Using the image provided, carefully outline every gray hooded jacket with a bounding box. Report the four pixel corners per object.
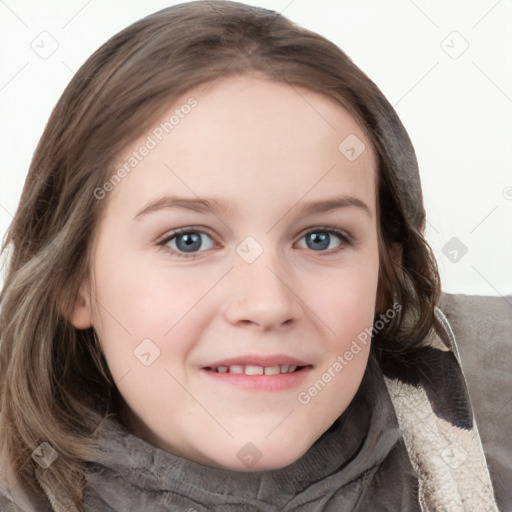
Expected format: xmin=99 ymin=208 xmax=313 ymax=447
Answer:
xmin=1 ymin=293 xmax=511 ymax=511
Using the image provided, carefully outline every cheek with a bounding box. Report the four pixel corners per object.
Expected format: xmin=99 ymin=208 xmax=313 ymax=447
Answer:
xmin=93 ymin=244 xmax=209 ymax=327
xmin=298 ymin=263 xmax=377 ymax=418
xmin=306 ymin=258 xmax=379 ymax=344
xmin=89 ymin=248 xmax=217 ymax=374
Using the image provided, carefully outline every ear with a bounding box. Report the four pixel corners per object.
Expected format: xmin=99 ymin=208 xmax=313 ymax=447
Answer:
xmin=375 ymin=287 xmax=387 ymax=316
xmin=69 ymin=284 xmax=93 ymax=329
xmin=375 ymin=243 xmax=402 ymax=314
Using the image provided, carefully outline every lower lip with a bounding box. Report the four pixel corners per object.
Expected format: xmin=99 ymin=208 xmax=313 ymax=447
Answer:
xmin=201 ymin=366 xmax=313 ymax=392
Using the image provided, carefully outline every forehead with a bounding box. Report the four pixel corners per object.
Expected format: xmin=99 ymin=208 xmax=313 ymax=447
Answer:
xmin=173 ymin=74 xmax=375 ymax=166
xmin=108 ymin=74 xmax=377 ymax=218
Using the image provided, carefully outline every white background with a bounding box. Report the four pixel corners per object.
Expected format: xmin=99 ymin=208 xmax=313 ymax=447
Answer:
xmin=1 ymin=0 xmax=511 ymax=296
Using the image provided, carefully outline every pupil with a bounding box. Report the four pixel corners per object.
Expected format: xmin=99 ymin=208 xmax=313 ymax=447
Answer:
xmin=307 ymin=232 xmax=329 ymax=251
xmin=177 ymin=233 xmax=201 ymax=252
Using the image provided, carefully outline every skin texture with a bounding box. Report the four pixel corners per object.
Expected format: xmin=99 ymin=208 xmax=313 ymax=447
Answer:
xmin=72 ymin=74 xmax=380 ymax=471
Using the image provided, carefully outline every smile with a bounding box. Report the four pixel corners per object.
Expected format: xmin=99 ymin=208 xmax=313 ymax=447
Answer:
xmin=200 ymin=354 xmax=313 ymax=391
xmin=206 ymin=364 xmax=305 ymax=375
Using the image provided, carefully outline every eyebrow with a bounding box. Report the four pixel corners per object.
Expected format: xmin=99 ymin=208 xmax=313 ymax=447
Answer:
xmin=134 ymin=195 xmax=372 ymax=220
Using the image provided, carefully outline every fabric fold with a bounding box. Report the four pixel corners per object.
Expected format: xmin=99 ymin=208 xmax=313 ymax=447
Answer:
xmin=83 ymin=354 xmax=411 ymax=511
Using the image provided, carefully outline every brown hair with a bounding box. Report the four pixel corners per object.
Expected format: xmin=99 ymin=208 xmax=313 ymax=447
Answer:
xmin=0 ymin=1 xmax=440 ymax=509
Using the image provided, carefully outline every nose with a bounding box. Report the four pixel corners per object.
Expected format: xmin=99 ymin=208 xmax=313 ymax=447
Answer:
xmin=222 ymin=249 xmax=303 ymax=331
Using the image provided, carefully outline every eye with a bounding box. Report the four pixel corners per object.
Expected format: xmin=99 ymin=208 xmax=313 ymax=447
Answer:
xmin=296 ymin=229 xmax=350 ymax=252
xmin=160 ymin=229 xmax=215 ymax=256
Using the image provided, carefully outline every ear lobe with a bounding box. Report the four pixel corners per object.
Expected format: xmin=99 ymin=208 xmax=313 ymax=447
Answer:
xmin=389 ymin=243 xmax=403 ymax=267
xmin=375 ymin=287 xmax=388 ymax=316
xmin=69 ymin=285 xmax=93 ymax=329
xmin=375 ymin=242 xmax=403 ymax=314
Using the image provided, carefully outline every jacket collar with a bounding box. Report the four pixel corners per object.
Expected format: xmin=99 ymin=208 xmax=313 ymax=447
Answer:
xmin=82 ymin=354 xmax=402 ymax=510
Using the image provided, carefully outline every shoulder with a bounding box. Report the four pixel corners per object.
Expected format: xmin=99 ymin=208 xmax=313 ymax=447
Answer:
xmin=439 ymin=292 xmax=512 ymax=510
xmin=0 ymin=485 xmax=43 ymax=512
xmin=439 ymin=292 xmax=512 ymax=409
xmin=0 ymin=462 xmax=53 ymax=512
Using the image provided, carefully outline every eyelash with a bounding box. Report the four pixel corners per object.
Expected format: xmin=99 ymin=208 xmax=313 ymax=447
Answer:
xmin=157 ymin=226 xmax=353 ymax=259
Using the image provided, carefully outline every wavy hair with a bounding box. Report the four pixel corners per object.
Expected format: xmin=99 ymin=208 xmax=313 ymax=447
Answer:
xmin=0 ymin=1 xmax=440 ymax=509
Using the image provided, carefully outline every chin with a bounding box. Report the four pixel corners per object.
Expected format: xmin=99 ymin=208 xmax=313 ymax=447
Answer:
xmin=197 ymin=433 xmax=315 ymax=472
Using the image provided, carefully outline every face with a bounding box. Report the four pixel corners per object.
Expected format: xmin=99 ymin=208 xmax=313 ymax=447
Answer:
xmin=73 ymin=74 xmax=380 ymax=471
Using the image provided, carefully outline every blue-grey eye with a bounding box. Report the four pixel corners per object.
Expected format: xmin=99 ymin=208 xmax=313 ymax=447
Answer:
xmin=298 ymin=230 xmax=345 ymax=251
xmin=166 ymin=231 xmax=214 ymax=253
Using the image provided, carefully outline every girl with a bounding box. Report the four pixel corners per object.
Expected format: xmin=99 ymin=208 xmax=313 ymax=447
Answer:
xmin=0 ymin=1 xmax=501 ymax=510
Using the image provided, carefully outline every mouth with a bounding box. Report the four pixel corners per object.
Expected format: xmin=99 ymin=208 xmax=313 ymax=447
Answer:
xmin=204 ymin=364 xmax=309 ymax=375
xmin=200 ymin=354 xmax=313 ymax=391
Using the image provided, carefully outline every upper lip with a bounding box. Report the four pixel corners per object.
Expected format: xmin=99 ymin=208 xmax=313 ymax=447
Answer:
xmin=202 ymin=354 xmax=311 ymax=368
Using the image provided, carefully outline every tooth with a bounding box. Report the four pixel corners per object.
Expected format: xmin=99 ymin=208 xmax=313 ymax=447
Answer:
xmin=217 ymin=366 xmax=228 ymax=373
xmin=280 ymin=364 xmax=290 ymax=374
xmin=229 ymin=365 xmax=244 ymax=374
xmin=264 ymin=365 xmax=280 ymax=375
xmin=245 ymin=365 xmax=264 ymax=375
xmin=288 ymin=365 xmax=297 ymax=373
